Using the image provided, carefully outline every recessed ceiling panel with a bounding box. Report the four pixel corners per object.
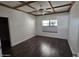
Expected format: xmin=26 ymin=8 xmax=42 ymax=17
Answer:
xmin=54 ymin=6 xmax=70 ymax=12
xmin=18 ymin=5 xmax=35 ymax=12
xmin=30 ymin=1 xmax=51 ymax=10
xmin=51 ymin=1 xmax=71 ymax=7
xmin=0 ymin=1 xmax=22 ymax=7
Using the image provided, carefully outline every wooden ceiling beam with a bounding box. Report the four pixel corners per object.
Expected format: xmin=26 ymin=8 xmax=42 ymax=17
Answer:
xmin=46 ymin=3 xmax=71 ymax=10
xmin=14 ymin=1 xmax=36 ymax=8
xmin=0 ymin=1 xmax=74 ymax=16
xmin=68 ymin=1 xmax=75 ymax=12
xmin=54 ymin=3 xmax=71 ymax=8
xmin=0 ymin=3 xmax=35 ymax=16
xmin=28 ymin=3 xmax=72 ymax=13
xmin=19 ymin=1 xmax=37 ymax=10
xmin=48 ymin=1 xmax=55 ymax=13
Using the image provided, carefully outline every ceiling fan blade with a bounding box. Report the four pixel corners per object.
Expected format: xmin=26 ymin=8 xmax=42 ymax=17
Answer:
xmin=45 ymin=10 xmax=51 ymax=12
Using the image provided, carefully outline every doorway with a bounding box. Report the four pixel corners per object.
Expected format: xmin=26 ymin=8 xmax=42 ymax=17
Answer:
xmin=0 ymin=17 xmax=12 ymax=57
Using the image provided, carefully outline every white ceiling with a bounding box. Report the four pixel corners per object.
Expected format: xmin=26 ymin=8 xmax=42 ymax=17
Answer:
xmin=0 ymin=1 xmax=72 ymax=15
xmin=51 ymin=1 xmax=71 ymax=7
xmin=29 ymin=1 xmax=71 ymax=13
xmin=0 ymin=1 xmax=22 ymax=7
xmin=18 ymin=5 xmax=35 ymax=12
xmin=55 ymin=6 xmax=70 ymax=12
xmin=30 ymin=1 xmax=71 ymax=10
xmin=30 ymin=1 xmax=51 ymax=10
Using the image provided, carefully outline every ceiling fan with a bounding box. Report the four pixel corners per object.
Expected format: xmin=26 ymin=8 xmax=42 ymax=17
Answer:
xmin=33 ymin=5 xmax=52 ymax=15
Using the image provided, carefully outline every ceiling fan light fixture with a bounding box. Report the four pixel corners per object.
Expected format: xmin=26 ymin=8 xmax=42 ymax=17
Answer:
xmin=38 ymin=9 xmax=46 ymax=15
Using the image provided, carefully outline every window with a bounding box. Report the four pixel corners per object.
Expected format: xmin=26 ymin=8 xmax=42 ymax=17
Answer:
xmin=42 ymin=20 xmax=49 ymax=26
xmin=50 ymin=20 xmax=57 ymax=26
xmin=42 ymin=20 xmax=57 ymax=27
xmin=42 ymin=20 xmax=58 ymax=33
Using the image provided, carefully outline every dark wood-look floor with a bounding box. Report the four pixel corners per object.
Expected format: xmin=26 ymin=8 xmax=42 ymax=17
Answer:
xmin=11 ymin=36 xmax=72 ymax=57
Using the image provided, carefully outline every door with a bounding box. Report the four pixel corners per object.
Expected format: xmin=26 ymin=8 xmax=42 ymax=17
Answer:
xmin=0 ymin=17 xmax=12 ymax=56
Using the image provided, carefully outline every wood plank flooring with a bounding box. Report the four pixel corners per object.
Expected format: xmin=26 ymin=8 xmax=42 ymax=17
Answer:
xmin=11 ymin=36 xmax=72 ymax=57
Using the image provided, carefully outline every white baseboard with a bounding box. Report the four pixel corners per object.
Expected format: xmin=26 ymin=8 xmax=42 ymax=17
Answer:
xmin=11 ymin=35 xmax=36 ymax=47
xmin=37 ymin=34 xmax=67 ymax=40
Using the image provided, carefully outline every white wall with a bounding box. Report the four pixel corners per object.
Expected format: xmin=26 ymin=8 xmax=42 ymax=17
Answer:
xmin=36 ymin=13 xmax=69 ymax=39
xmin=0 ymin=6 xmax=36 ymax=47
xmin=1 ymin=2 xmax=79 ymax=56
xmin=68 ymin=2 xmax=79 ymax=55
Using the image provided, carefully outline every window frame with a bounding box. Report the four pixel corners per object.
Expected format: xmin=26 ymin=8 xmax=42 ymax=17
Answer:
xmin=42 ymin=20 xmax=57 ymax=27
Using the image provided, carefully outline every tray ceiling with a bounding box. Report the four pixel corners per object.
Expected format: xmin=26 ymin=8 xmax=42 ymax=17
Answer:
xmin=0 ymin=1 xmax=75 ymax=16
